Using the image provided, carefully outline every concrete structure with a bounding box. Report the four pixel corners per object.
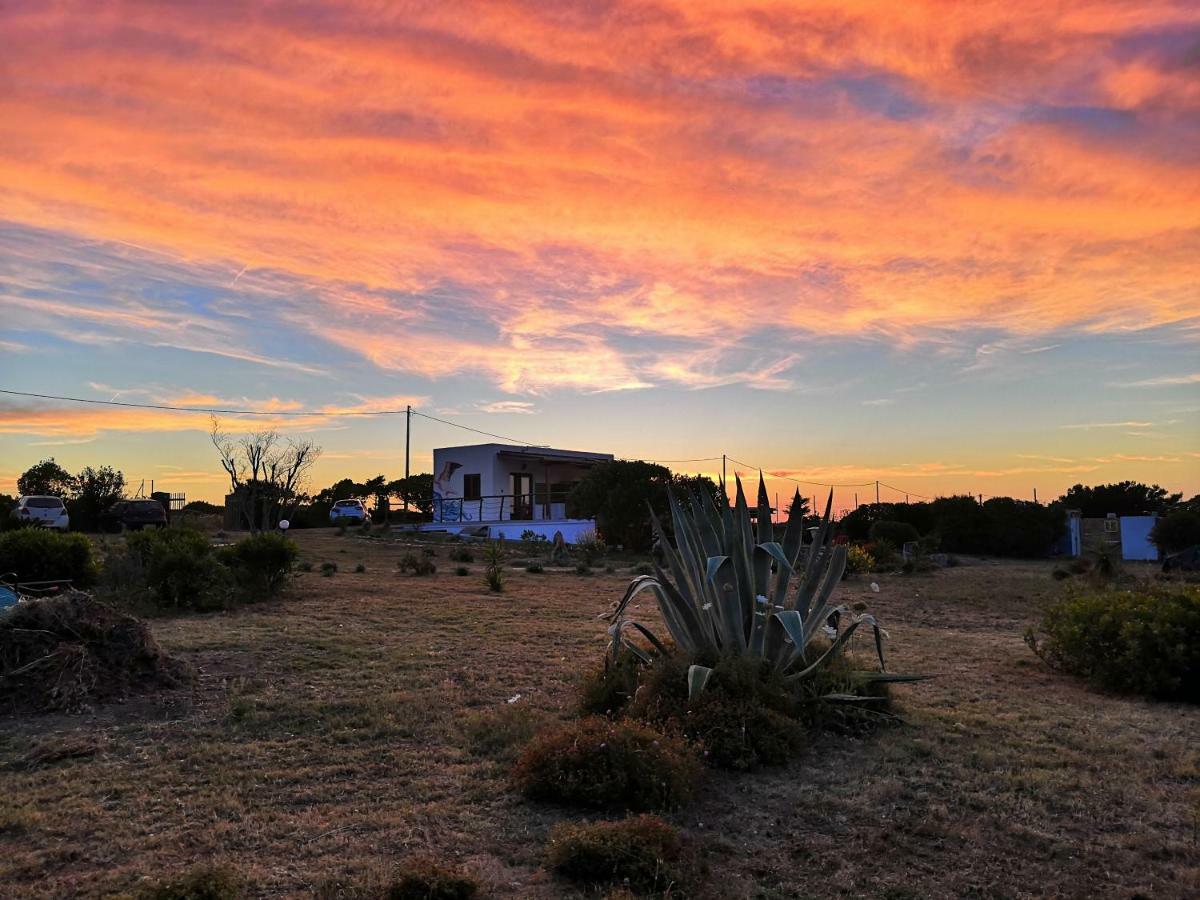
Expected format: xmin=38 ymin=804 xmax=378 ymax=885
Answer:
xmin=1063 ymin=511 xmax=1159 ymax=561
xmin=424 ymin=443 xmax=613 ymax=542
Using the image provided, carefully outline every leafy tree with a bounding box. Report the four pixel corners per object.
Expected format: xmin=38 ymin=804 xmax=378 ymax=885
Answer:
xmin=981 ymin=497 xmax=1065 ymax=557
xmin=70 ymin=465 xmax=126 ymax=531
xmin=928 ymin=495 xmax=992 ymax=555
xmin=17 ymin=458 xmax=74 ymax=497
xmin=1150 ymin=509 xmax=1200 ymax=555
xmin=1058 ymin=482 xmax=1181 ymax=517
xmin=568 ymin=461 xmax=675 ymax=552
xmin=388 ymin=473 xmax=434 ymax=514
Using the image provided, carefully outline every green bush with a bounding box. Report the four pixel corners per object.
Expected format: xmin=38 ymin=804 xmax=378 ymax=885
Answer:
xmin=321 ymin=562 xmax=338 ymax=577
xmin=0 ymin=528 xmax=97 ymax=586
xmin=117 ymin=528 xmax=227 ymax=611
xmin=513 ymin=716 xmax=701 ymax=811
xmin=869 ymin=520 xmax=920 ymax=547
xmin=574 ymin=530 xmax=606 ymax=565
xmin=584 ymin=650 xmax=890 ymax=770
xmin=398 ymin=553 xmax=436 ymax=576
xmin=447 ymin=548 xmax=474 ymax=563
xmin=524 ymin=561 xmax=544 ymax=574
xmin=547 ymin=815 xmax=682 ymax=895
xmin=133 ymin=863 xmax=243 ymax=899
xmin=1151 ymin=509 xmax=1200 ymax=554
xmin=454 ymin=566 xmax=470 ymax=576
xmin=382 ymin=857 xmax=478 ymax=900
xmin=1027 ymin=584 xmax=1200 ymax=702
xmin=845 ymin=544 xmax=875 ymax=575
xmin=574 ymin=562 xmax=593 ymax=576
xmin=630 ymin=562 xmax=654 ymax=576
xmin=217 ymin=532 xmax=298 ymax=597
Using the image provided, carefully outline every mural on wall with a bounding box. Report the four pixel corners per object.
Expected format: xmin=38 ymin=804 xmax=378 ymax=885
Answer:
xmin=433 ymin=460 xmax=466 ymax=522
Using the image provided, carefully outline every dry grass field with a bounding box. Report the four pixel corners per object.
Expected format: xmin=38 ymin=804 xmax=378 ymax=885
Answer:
xmin=1 ymin=531 xmax=1196 ymax=898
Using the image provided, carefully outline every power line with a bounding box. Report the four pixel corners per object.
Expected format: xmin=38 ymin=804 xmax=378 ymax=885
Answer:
xmin=725 ymin=455 xmax=875 ymax=489
xmin=0 ymin=388 xmax=409 ymax=417
xmin=0 ymin=387 xmax=975 ymax=500
xmin=410 ymin=410 xmax=541 ymax=447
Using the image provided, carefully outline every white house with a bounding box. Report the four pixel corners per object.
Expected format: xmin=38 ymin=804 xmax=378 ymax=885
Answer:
xmin=427 ymin=443 xmax=613 ymax=542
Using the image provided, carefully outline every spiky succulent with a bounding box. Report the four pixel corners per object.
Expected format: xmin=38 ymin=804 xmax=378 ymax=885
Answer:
xmin=607 ymin=474 xmax=899 ymax=698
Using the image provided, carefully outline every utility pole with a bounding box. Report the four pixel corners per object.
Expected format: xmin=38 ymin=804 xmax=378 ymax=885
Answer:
xmin=722 ymin=454 xmax=727 ymax=503
xmin=1033 ymin=487 xmax=1038 ymax=504
xmin=875 ymin=480 xmax=880 ymax=505
xmin=404 ymin=405 xmax=411 ymax=512
xmin=854 ymin=492 xmax=859 ymax=510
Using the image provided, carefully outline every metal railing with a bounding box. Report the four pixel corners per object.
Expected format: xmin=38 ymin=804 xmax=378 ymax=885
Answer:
xmin=431 ymin=490 xmax=577 ymax=524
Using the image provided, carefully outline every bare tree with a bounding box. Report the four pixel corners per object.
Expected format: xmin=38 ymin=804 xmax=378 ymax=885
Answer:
xmin=211 ymin=417 xmax=321 ymax=532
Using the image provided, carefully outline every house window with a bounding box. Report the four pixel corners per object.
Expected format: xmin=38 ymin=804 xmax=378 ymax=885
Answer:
xmin=1104 ymin=519 xmax=1119 ymax=533
xmin=463 ymin=474 xmax=482 ymax=501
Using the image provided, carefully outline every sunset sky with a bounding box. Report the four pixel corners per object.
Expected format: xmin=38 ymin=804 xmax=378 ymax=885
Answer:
xmin=1 ymin=0 xmax=1198 ymax=507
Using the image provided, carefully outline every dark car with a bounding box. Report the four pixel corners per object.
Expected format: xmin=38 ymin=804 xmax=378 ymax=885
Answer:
xmin=101 ymin=499 xmax=169 ymax=532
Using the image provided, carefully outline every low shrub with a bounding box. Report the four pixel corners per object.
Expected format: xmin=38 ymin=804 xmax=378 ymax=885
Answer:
xmin=578 ymin=651 xmax=644 ymax=718
xmin=584 ymin=650 xmax=891 ymax=770
xmin=115 ymin=527 xmax=228 ymax=611
xmin=398 ymin=553 xmax=436 ymax=576
xmin=454 ymin=566 xmax=470 ymax=577
xmin=1052 ymin=567 xmax=1072 ymax=581
xmin=866 ymin=538 xmax=899 ymax=568
xmin=134 ymin=864 xmax=243 ymax=900
xmin=547 ymin=815 xmax=683 ymax=895
xmin=299 ymin=561 xmax=313 ymax=573
xmin=447 ymin=548 xmax=474 ymax=563
xmin=483 ymin=541 xmax=505 ymax=592
xmin=0 ymin=591 xmax=191 ymax=713
xmin=1027 ymin=583 xmax=1200 ymax=701
xmin=524 ymin=561 xmax=544 ymax=574
xmin=383 ymin=857 xmax=478 ymax=900
xmin=1151 ymin=509 xmax=1200 ymax=555
xmin=513 ymin=716 xmax=701 ymax=811
xmin=575 ymin=530 xmax=607 ymax=566
xmin=869 ymin=520 xmax=921 ymax=548
xmin=845 ymin=544 xmax=875 ymax=575
xmin=1067 ymin=557 xmax=1091 ymax=575
xmin=520 ymin=529 xmax=547 ymax=543
xmin=630 ymin=562 xmax=654 ymax=576
xmin=0 ymin=528 xmax=97 ymax=586
xmin=217 ymin=532 xmax=298 ymax=598
xmin=575 ymin=563 xmax=593 ymax=576
xmin=321 ymin=562 xmax=338 ymax=577
xmin=355 ymin=563 xmax=367 ymax=573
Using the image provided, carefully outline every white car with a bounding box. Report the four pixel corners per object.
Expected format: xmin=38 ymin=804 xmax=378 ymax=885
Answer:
xmin=12 ymin=496 xmax=70 ymax=531
xmin=329 ymin=498 xmax=370 ymax=524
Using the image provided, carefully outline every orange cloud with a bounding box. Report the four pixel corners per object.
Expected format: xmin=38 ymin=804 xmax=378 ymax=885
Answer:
xmin=1 ymin=0 xmax=1197 ymax=394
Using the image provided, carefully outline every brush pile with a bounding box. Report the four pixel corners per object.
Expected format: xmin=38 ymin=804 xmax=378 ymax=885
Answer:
xmin=0 ymin=591 xmax=192 ymax=713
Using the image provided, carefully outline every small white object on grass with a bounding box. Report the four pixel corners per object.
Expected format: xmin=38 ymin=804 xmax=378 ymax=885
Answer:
xmin=870 ymin=582 xmax=880 ymax=593
xmin=507 ymin=693 xmax=522 ymax=704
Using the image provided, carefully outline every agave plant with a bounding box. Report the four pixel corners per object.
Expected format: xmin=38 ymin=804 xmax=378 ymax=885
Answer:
xmin=608 ymin=474 xmax=903 ymax=699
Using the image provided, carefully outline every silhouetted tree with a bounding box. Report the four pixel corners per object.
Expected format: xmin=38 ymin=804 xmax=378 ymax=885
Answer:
xmin=70 ymin=465 xmax=126 ymax=531
xmin=17 ymin=458 xmax=74 ymax=497
xmin=1058 ymin=482 xmax=1181 ymax=517
xmin=211 ymin=419 xmax=321 ymax=532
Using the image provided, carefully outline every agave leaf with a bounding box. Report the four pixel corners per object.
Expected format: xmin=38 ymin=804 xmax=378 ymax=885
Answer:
xmin=706 ymin=555 xmax=745 ymax=652
xmin=755 ymin=474 xmax=774 ymax=545
xmin=773 ymin=489 xmax=806 ymax=602
xmin=705 ymin=555 xmax=729 ymax=583
xmin=688 ymin=664 xmax=714 ymax=699
xmin=654 ymin=564 xmax=716 ymax=652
